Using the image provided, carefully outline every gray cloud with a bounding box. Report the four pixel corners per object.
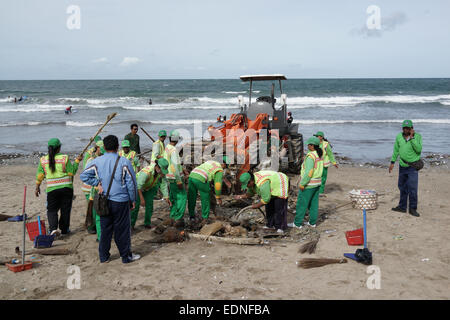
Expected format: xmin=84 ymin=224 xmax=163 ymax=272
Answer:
xmin=351 ymin=12 xmax=408 ymax=38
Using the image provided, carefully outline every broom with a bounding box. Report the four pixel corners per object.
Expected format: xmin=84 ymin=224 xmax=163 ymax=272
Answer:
xmin=299 ymin=239 xmax=319 ymax=254
xmin=298 ymin=258 xmax=347 ymax=269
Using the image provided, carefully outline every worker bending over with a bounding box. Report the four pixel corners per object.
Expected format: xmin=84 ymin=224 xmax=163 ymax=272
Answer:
xmin=131 ymin=158 xmax=171 ymax=229
xmin=188 ymin=156 xmax=229 ymax=221
xmin=237 ymin=170 xmax=289 ymax=233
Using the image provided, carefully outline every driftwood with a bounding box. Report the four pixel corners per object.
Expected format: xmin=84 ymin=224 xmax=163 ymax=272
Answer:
xmin=31 ymin=247 xmax=71 ymax=255
xmin=188 ymin=233 xmax=264 ymax=245
xmin=199 ymin=222 xmax=224 ymax=236
xmin=298 ymin=258 xmax=347 ymax=269
xmin=0 ymin=214 xmax=12 ymax=221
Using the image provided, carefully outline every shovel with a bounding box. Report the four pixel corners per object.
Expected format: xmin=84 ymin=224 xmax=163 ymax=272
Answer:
xmin=344 ymin=209 xmax=372 ymax=265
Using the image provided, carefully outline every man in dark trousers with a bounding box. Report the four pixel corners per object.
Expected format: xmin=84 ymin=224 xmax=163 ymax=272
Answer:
xmin=389 ymin=120 xmax=422 ymax=217
xmin=124 ymin=123 xmax=141 ymax=154
xmin=80 ymin=135 xmax=140 ymax=263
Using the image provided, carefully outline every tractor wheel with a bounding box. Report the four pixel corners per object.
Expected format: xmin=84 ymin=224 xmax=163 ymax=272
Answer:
xmin=288 ymin=133 xmax=303 ymax=174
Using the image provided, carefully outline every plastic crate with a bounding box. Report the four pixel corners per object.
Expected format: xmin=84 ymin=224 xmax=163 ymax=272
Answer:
xmin=345 ymin=228 xmax=364 ymax=246
xmin=5 ymin=262 xmax=33 ymax=272
xmin=26 ymin=220 xmax=46 ymax=241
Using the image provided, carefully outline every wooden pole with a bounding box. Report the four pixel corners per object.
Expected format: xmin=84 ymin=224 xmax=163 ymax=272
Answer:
xmin=188 ymin=233 xmax=264 ymax=245
xmin=78 ymin=112 xmax=117 ymax=158
xmin=140 ymin=127 xmax=155 ymax=143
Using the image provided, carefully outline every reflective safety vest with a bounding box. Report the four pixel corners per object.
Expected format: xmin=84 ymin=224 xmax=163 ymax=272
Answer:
xmin=151 ymin=140 xmax=166 ymax=163
xmin=300 ymin=151 xmax=324 ymax=187
xmin=81 ymin=156 xmax=96 ymax=194
xmin=165 ymin=144 xmax=181 ymax=180
xmin=190 ymin=160 xmax=223 ymax=183
xmin=321 ymin=141 xmax=331 ymax=167
xmin=119 ymin=150 xmax=138 ymax=172
xmin=138 ymin=165 xmax=162 ymax=191
xmin=40 ymin=154 xmax=72 ymax=190
xmin=254 ymin=170 xmax=289 ymax=199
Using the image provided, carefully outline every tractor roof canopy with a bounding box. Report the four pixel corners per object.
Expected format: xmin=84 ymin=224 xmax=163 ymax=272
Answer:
xmin=240 ymin=74 xmax=287 ymax=82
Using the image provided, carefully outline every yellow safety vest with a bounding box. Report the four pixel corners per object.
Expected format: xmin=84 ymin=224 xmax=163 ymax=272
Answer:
xmin=191 ymin=160 xmax=223 ymax=182
xmin=119 ymin=150 xmax=138 ymax=172
xmin=300 ymin=151 xmax=324 ymax=187
xmin=254 ymin=170 xmax=289 ymax=199
xmin=321 ymin=141 xmax=331 ymax=167
xmin=40 ymin=154 xmax=72 ymax=189
xmin=151 ymin=140 xmax=166 ymax=163
xmin=165 ymin=144 xmax=182 ymax=180
xmin=138 ymin=165 xmax=162 ymax=191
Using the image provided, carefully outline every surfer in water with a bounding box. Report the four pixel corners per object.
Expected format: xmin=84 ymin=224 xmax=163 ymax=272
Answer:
xmin=65 ymin=106 xmax=73 ymax=115
xmin=149 ymin=98 xmax=152 ymax=105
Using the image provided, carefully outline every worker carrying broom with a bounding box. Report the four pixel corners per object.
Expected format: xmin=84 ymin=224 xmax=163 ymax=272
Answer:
xmin=81 ymin=139 xmax=105 ymax=239
xmin=131 ymin=158 xmax=171 ymax=229
xmin=83 ymin=135 xmax=102 ymax=168
xmin=151 ymin=130 xmax=167 ymax=164
xmin=236 ymin=170 xmax=289 ymax=233
xmin=187 ymin=156 xmax=230 ymax=221
xmin=35 ymin=138 xmax=83 ymax=235
xmin=119 ymin=140 xmax=140 ymax=173
xmin=289 ymin=136 xmax=324 ymax=229
xmin=165 ymin=130 xmax=188 ymax=221
xmin=314 ymin=131 xmax=338 ymax=196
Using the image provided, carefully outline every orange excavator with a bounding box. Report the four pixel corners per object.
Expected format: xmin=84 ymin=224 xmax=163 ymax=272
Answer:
xmin=207 ymin=74 xmax=304 ymax=180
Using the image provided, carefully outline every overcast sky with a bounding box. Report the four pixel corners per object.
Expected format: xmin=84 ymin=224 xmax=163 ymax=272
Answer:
xmin=1 ymin=0 xmax=449 ymax=79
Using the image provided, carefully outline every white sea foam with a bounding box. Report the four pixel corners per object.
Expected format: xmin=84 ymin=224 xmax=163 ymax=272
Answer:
xmin=65 ymin=121 xmax=103 ymax=127
xmin=294 ymin=119 xmax=450 ymax=125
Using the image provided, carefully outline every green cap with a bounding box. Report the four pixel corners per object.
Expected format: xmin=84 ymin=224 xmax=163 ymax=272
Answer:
xmin=314 ymin=131 xmax=324 ymax=138
xmin=239 ymin=172 xmax=251 ymax=191
xmin=94 ymin=136 xmax=102 ymax=143
xmin=122 ymin=140 xmax=130 ymax=147
xmin=306 ymin=136 xmax=320 ymax=146
xmin=402 ymin=120 xmax=413 ymax=128
xmin=223 ymin=155 xmax=230 ymax=165
xmin=48 ymin=138 xmax=61 ymax=148
xmin=156 ymin=158 xmax=169 ymax=175
xmin=170 ymin=130 xmax=180 ymax=141
xmin=158 ymin=130 xmax=167 ymax=137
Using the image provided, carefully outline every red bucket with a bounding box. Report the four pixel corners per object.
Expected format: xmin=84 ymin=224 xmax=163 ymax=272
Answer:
xmin=345 ymin=228 xmax=364 ymax=246
xmin=5 ymin=262 xmax=33 ymax=273
xmin=26 ymin=220 xmax=46 ymax=241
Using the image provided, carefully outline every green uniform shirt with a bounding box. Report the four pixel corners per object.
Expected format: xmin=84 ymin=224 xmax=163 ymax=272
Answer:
xmin=137 ymin=166 xmax=169 ymax=198
xmin=391 ymin=132 xmax=422 ymax=167
xmin=124 ymin=133 xmax=141 ymax=154
xmin=190 ymin=170 xmax=224 ymax=197
xmin=246 ymin=181 xmax=271 ymax=204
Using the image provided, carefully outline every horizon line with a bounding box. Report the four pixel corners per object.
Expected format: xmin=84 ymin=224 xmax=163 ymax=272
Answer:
xmin=1 ymin=77 xmax=449 ymax=81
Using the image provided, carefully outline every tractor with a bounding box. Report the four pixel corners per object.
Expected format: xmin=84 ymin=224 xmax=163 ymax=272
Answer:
xmin=207 ymin=74 xmax=304 ymax=180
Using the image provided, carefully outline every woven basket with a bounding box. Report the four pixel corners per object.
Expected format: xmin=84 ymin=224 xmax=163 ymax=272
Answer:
xmin=349 ymin=190 xmax=377 ymax=210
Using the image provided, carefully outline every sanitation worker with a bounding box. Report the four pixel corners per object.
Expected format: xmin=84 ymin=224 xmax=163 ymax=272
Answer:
xmin=389 ymin=120 xmax=422 ymax=217
xmin=165 ymin=130 xmax=188 ymax=221
xmin=151 ymin=130 xmax=167 ymax=164
xmin=289 ymin=136 xmax=324 ymax=229
xmin=81 ymin=141 xmax=105 ymax=238
xmin=236 ymin=170 xmax=289 ymax=233
xmin=188 ymin=156 xmax=229 ymax=221
xmin=35 ymin=138 xmax=82 ymax=235
xmin=131 ymin=158 xmax=171 ymax=229
xmin=119 ymin=140 xmax=140 ymax=173
xmin=314 ymin=131 xmax=338 ymax=196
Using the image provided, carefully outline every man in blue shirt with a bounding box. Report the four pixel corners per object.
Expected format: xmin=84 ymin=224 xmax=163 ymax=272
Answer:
xmin=80 ymin=135 xmax=140 ymax=264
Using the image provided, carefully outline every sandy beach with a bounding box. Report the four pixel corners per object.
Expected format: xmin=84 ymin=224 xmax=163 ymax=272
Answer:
xmin=0 ymin=161 xmax=449 ymax=300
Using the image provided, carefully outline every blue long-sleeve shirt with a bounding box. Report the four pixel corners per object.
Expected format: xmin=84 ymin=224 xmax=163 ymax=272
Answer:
xmin=80 ymin=152 xmax=137 ymax=203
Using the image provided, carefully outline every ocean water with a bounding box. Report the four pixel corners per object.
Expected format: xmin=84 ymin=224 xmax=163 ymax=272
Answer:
xmin=0 ymin=78 xmax=449 ymax=164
